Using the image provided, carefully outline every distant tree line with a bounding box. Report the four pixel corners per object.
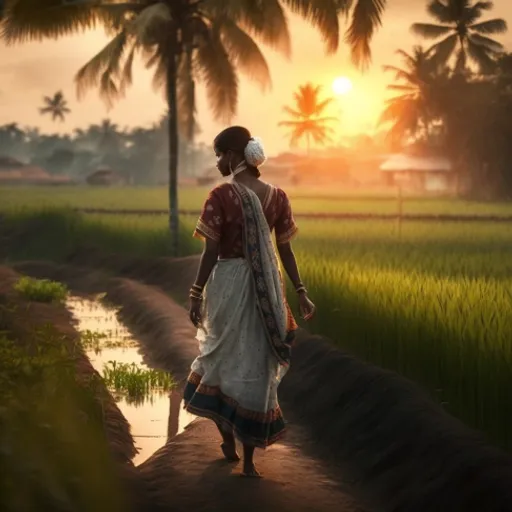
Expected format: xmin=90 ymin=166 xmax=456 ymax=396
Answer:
xmin=0 ymin=116 xmax=212 ymax=185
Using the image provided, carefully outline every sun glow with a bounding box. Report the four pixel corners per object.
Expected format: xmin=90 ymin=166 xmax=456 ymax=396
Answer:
xmin=332 ymin=76 xmax=353 ymax=96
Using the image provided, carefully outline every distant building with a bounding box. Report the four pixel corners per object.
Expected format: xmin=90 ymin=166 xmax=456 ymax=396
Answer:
xmin=86 ymin=168 xmax=126 ymax=186
xmin=380 ymin=153 xmax=454 ymax=193
xmin=0 ymin=155 xmax=72 ymax=186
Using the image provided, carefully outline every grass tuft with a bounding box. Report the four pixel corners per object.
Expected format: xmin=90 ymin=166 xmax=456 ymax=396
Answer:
xmin=14 ymin=276 xmax=68 ymax=303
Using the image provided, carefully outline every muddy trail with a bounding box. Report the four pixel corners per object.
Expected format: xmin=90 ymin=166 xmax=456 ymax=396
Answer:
xmin=11 ymin=257 xmax=512 ymax=512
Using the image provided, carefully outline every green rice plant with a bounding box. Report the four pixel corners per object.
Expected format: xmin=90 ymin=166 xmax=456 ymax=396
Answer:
xmin=80 ymin=330 xmax=138 ymax=354
xmin=288 ymin=219 xmax=512 ymax=449
xmin=0 ymin=324 xmax=126 ymax=511
xmin=1 ymin=207 xmax=199 ymax=261
xmin=14 ymin=276 xmax=68 ymax=303
xmin=102 ymin=360 xmax=175 ymax=402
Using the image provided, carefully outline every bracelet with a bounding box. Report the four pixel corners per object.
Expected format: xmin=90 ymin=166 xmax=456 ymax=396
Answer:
xmin=189 ymin=289 xmax=203 ymax=300
xmin=191 ymin=283 xmax=203 ymax=292
xmin=296 ymin=284 xmax=307 ymax=294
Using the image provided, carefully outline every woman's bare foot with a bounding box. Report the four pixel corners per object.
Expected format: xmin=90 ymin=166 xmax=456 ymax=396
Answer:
xmin=241 ymin=443 xmax=261 ymax=477
xmin=220 ymin=439 xmax=240 ymax=462
xmin=241 ymin=463 xmax=262 ymax=478
xmin=215 ymin=422 xmax=240 ymax=462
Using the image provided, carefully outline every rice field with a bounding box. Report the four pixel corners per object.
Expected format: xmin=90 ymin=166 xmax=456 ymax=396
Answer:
xmin=3 ymin=185 xmax=512 ymax=216
xmin=2 ymin=187 xmax=512 ymax=449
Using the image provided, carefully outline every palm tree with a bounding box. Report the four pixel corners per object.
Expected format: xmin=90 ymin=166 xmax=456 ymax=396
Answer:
xmin=379 ymin=46 xmax=448 ymax=143
xmin=39 ymin=91 xmax=71 ymax=122
xmin=1 ymin=0 xmax=389 ymax=254
xmin=96 ymin=119 xmax=121 ymax=153
xmin=411 ymin=0 xmax=507 ymax=74
xmin=279 ymin=83 xmax=337 ymax=152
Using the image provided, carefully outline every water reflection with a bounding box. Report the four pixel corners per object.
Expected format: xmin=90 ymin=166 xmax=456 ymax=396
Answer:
xmin=67 ymin=296 xmax=196 ymax=465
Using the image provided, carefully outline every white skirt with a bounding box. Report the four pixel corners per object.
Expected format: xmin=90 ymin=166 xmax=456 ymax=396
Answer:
xmin=184 ymin=258 xmax=288 ymax=447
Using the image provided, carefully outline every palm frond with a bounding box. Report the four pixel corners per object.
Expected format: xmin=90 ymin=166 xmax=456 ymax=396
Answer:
xmin=345 ymin=0 xmax=386 ymax=69
xmin=119 ymin=46 xmax=136 ymax=95
xmin=0 ymin=0 xmax=135 ymax=44
xmin=315 ymin=97 xmax=335 ymax=114
xmin=281 ymin=105 xmax=302 ymax=119
xmin=278 ymin=120 xmax=304 ymax=127
xmin=470 ymin=18 xmax=507 ymax=35
xmin=467 ymin=2 xmax=495 ymax=21
xmin=283 ymin=0 xmax=340 ymax=54
xmin=219 ymin=18 xmax=271 ymax=92
xmin=427 ymin=33 xmax=458 ymax=66
xmin=426 ymin=0 xmax=452 ymax=24
xmin=75 ymin=30 xmax=130 ymax=107
xmin=386 ymin=84 xmax=417 ymax=92
xmin=466 ymin=34 xmax=498 ymax=73
xmin=382 ymin=65 xmax=417 ymax=86
xmin=312 ymin=116 xmax=339 ymax=123
xmin=379 ymin=96 xmax=420 ymax=134
xmin=310 ymin=124 xmax=334 ymax=144
xmin=468 ymin=32 xmax=503 ymax=51
xmin=205 ymin=0 xmax=291 ymax=57
xmin=146 ymin=49 xmax=167 ymax=93
xmin=395 ymin=48 xmax=417 ymax=70
xmin=195 ymin=24 xmax=238 ymax=122
xmin=129 ymin=2 xmax=171 ymax=46
xmin=410 ymin=22 xmax=453 ymax=40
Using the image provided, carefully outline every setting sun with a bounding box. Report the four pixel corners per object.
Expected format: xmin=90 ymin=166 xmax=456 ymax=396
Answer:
xmin=332 ymin=76 xmax=353 ymax=96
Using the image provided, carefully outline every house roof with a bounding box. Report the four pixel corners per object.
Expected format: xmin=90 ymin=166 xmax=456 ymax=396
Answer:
xmin=380 ymin=154 xmax=452 ymax=173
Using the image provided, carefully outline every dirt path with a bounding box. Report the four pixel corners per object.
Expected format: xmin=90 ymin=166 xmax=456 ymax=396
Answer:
xmin=139 ymin=419 xmax=357 ymax=512
xmin=13 ymin=261 xmax=362 ymax=512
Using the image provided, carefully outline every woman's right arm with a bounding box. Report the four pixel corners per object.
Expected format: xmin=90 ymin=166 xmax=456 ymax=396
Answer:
xmin=274 ymin=189 xmax=315 ymax=320
xmin=277 ymin=241 xmax=303 ymax=290
xmin=277 ymin=241 xmax=316 ymax=321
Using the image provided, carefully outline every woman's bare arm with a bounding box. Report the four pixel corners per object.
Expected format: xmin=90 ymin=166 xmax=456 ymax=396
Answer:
xmin=277 ymin=241 xmax=303 ymax=289
xmin=192 ymin=238 xmax=220 ymax=289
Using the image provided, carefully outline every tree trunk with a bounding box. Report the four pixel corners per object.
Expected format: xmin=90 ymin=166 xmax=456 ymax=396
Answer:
xmin=167 ymin=52 xmax=179 ymax=257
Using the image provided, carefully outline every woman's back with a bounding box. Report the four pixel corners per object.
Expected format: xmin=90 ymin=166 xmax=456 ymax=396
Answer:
xmin=194 ymin=182 xmax=298 ymax=259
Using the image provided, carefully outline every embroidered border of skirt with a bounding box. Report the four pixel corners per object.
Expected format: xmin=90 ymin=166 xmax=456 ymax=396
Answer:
xmin=183 ymin=372 xmax=286 ymax=448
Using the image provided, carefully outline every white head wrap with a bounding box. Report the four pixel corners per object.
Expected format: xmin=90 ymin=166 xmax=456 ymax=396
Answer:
xmin=244 ymin=137 xmax=266 ymax=167
xmin=229 ymin=136 xmax=267 ymax=179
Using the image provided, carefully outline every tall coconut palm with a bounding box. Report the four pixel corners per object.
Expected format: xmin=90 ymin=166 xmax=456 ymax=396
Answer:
xmin=1 ymin=0 xmax=389 ymax=254
xmin=411 ymin=0 xmax=507 ymax=74
xmin=279 ymin=83 xmax=337 ymax=152
xmin=39 ymin=91 xmax=71 ymax=122
xmin=379 ymin=46 xmax=448 ymax=143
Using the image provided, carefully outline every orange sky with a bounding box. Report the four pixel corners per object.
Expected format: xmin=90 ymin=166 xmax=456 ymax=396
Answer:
xmin=1 ymin=0 xmax=511 ymax=155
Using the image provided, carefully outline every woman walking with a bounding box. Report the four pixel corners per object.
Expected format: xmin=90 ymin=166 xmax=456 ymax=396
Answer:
xmin=184 ymin=126 xmax=315 ymax=477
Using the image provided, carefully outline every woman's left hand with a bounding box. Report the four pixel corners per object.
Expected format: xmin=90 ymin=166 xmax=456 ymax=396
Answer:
xmin=299 ymin=292 xmax=316 ymax=322
xmin=189 ymin=297 xmax=203 ymax=328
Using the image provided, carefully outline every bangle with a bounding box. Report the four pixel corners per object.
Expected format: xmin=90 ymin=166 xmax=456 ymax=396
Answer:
xmin=191 ymin=283 xmax=203 ymax=292
xmin=296 ymin=285 xmax=307 ymax=294
xmin=189 ymin=289 xmax=203 ymax=300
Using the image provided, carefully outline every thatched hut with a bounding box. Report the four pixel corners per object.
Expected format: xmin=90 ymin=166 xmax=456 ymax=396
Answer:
xmin=86 ymin=167 xmax=126 ymax=186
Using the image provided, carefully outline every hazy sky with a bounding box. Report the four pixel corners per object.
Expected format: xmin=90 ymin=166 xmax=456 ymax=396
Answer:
xmin=1 ymin=0 xmax=511 ymax=155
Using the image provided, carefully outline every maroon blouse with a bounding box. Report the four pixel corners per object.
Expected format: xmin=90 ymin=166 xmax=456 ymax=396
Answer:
xmin=193 ymin=183 xmax=298 ymax=258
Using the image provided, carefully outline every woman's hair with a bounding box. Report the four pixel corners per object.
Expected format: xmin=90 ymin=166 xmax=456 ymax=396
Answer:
xmin=213 ymin=126 xmax=266 ymax=178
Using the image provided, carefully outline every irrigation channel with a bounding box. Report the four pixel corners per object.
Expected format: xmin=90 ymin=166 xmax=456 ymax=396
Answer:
xmin=67 ymin=296 xmax=195 ymax=465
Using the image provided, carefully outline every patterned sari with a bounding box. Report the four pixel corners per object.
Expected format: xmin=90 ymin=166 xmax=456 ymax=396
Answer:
xmin=183 ymin=182 xmax=297 ymax=447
